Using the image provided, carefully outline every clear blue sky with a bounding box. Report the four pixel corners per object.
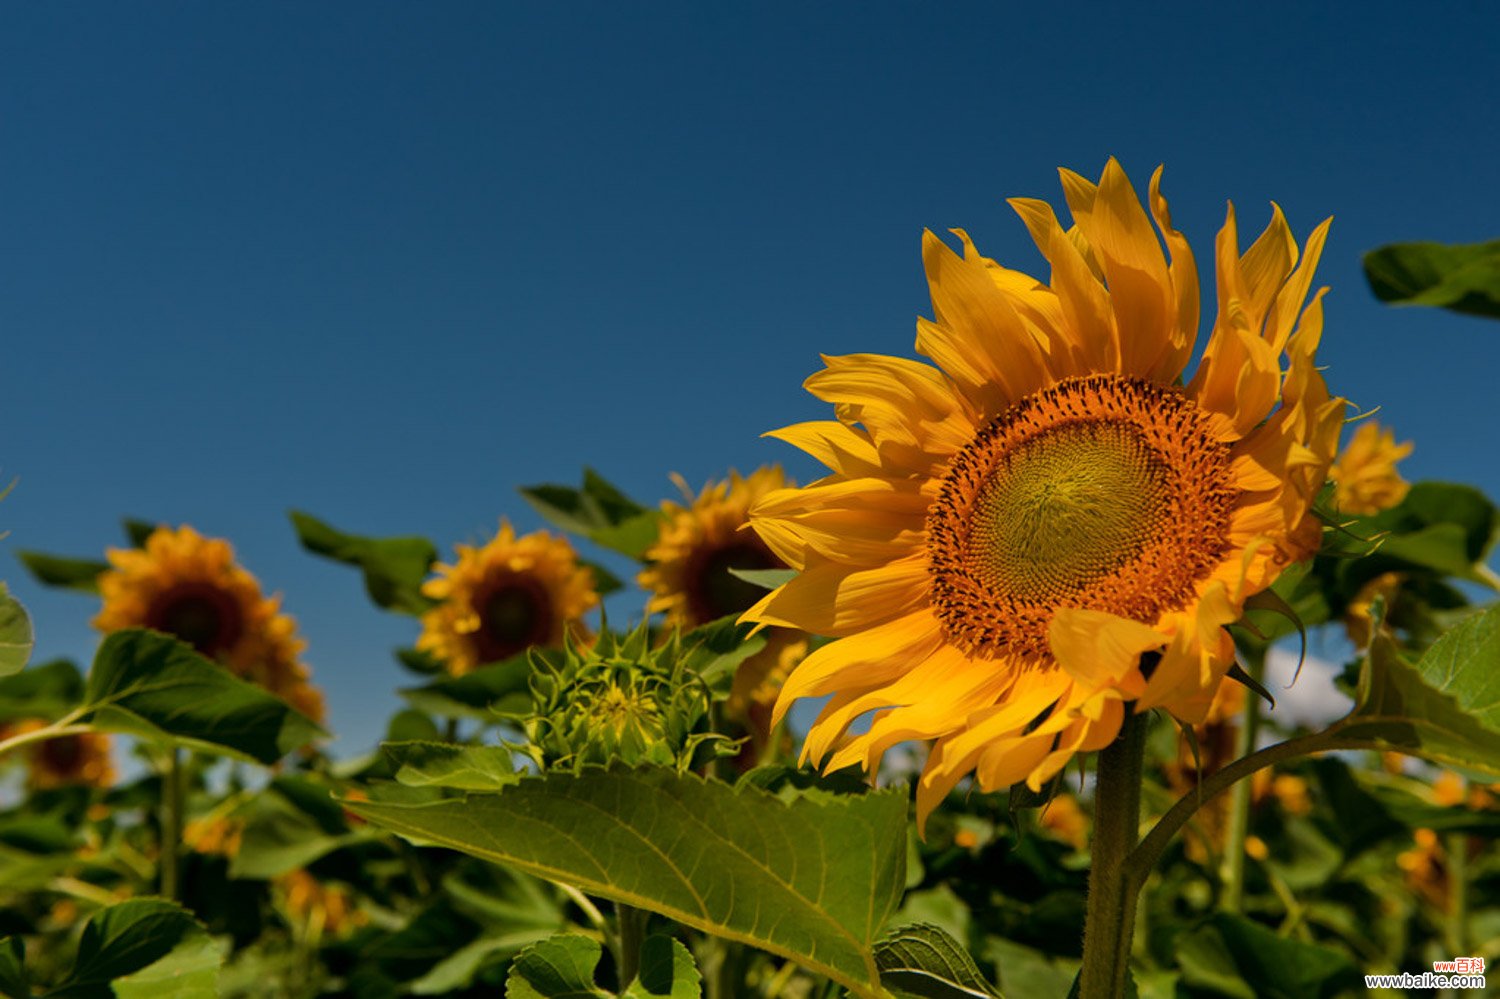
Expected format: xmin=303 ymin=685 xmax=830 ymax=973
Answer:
xmin=4 ymin=3 xmax=1497 ymax=754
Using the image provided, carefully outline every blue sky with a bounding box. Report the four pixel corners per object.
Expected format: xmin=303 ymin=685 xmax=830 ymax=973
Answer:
xmin=3 ymin=3 xmax=1497 ymax=754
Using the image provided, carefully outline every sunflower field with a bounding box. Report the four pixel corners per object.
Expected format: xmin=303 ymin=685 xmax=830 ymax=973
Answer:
xmin=2 ymin=163 xmax=1499 ymax=999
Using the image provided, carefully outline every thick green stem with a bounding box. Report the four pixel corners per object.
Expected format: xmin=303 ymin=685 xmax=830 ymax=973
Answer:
xmin=1221 ymin=645 xmax=1267 ymax=912
xmin=161 ymin=748 xmax=185 ymax=902
xmin=1446 ymin=831 xmax=1469 ymax=957
xmin=0 ymin=715 xmax=91 ymax=759
xmin=615 ymin=903 xmax=649 ymax=989
xmin=1079 ymin=708 xmax=1150 ymax=999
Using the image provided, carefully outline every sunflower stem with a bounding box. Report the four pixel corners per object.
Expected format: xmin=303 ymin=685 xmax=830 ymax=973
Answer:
xmin=1221 ymin=644 xmax=1266 ymax=912
xmin=1079 ymin=706 xmax=1149 ymax=999
xmin=614 ymin=903 xmax=649 ymax=989
xmin=161 ymin=747 xmax=185 ymax=902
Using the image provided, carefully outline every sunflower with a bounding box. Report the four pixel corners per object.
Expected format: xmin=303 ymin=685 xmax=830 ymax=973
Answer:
xmin=0 ymin=719 xmax=114 ymax=790
xmin=744 ymin=159 xmax=1345 ymax=825
xmin=1329 ymin=420 xmax=1411 ymax=515
xmin=639 ymin=468 xmax=808 ymax=719
xmin=94 ymin=525 xmax=325 ymax=723
xmin=417 ymin=520 xmax=598 ymax=676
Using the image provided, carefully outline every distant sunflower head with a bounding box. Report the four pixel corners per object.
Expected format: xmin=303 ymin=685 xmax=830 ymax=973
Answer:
xmin=743 ymin=159 xmax=1346 ymax=826
xmin=94 ymin=525 xmax=325 ymax=723
xmin=639 ymin=467 xmax=791 ymax=628
xmin=1329 ymin=420 xmax=1411 ymax=515
xmin=418 ymin=520 xmax=598 ymax=676
xmin=1 ymin=719 xmax=114 ymax=790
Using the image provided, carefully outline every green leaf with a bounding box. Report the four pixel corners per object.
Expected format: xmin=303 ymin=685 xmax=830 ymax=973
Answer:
xmin=578 ymin=559 xmax=624 ymax=597
xmin=289 ymin=510 xmax=437 ymax=615
xmin=385 ymin=740 xmax=523 ymax=791
xmin=82 ymin=630 xmax=324 ymax=765
xmin=230 ymin=775 xmax=366 ymax=879
xmin=0 ymin=936 xmax=29 ymax=999
xmin=519 ymin=469 xmax=663 ymax=560
xmin=1174 ymin=912 xmax=1359 ymax=999
xmin=623 ymin=936 xmax=701 ymax=999
xmin=982 ymin=938 xmax=1075 ymax=999
xmin=874 ymin=923 xmax=1000 ymax=999
xmin=345 ymin=767 xmax=907 ymax=998
xmin=677 ymin=615 xmax=768 ymax=697
xmin=1329 ymin=602 xmax=1500 ymax=774
xmin=49 ymin=899 xmax=219 ymax=999
xmin=0 ymin=586 xmax=33 ymax=678
xmin=725 ymin=567 xmax=796 ymax=591
xmin=15 ymin=551 xmax=109 ymax=594
xmin=506 ymin=934 xmax=611 ymax=998
xmin=120 ymin=518 xmax=157 ymax=548
xmin=110 ymin=934 xmax=222 ymax=999
xmin=0 ymin=659 xmax=84 ymax=722
xmin=395 ymin=646 xmax=447 ymax=676
xmin=1363 ymin=238 xmax=1500 ymax=319
xmin=399 ymin=651 xmax=537 ymax=720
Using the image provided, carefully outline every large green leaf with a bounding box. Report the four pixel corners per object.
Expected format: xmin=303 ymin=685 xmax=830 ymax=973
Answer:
xmin=83 ymin=630 xmax=324 ymax=765
xmin=874 ymin=924 xmax=1001 ymax=998
xmin=519 ymin=469 xmax=663 ymax=560
xmin=677 ymin=615 xmax=768 ymax=697
xmin=1328 ymin=602 xmax=1500 ymax=774
xmin=1363 ymin=239 xmax=1500 ymax=319
xmin=0 ymin=585 xmax=32 ymax=678
xmin=0 ymin=659 xmax=84 ymax=722
xmin=46 ymin=898 xmax=220 ymax=999
xmin=1174 ymin=913 xmax=1359 ymax=999
xmin=344 ymin=767 xmax=907 ymax=997
xmin=14 ymin=551 xmax=109 ymax=594
xmin=289 ymin=510 xmax=437 ymax=615
xmin=505 ymin=933 xmax=700 ymax=999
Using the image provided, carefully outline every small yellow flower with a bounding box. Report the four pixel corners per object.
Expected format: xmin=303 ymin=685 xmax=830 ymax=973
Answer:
xmin=1329 ymin=421 xmax=1412 ymax=515
xmin=1270 ymin=774 xmax=1312 ymax=817
xmin=1344 ymin=571 xmax=1403 ymax=650
xmin=419 ymin=520 xmax=598 ymax=676
xmin=94 ymin=525 xmax=325 ymax=723
xmin=1038 ymin=795 xmax=1089 ymax=850
xmin=276 ymin=869 xmax=365 ymax=938
xmin=184 ymin=815 xmax=244 ymax=858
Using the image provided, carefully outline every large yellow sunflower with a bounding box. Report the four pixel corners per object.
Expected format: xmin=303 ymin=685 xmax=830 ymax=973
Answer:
xmin=417 ymin=520 xmax=598 ymax=676
xmin=94 ymin=525 xmax=326 ymax=723
xmin=639 ymin=468 xmax=807 ymax=719
xmin=744 ymin=159 xmax=1345 ymax=825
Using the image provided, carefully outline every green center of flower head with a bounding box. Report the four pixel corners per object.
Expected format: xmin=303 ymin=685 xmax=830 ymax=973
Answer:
xmin=926 ymin=374 xmax=1238 ymax=663
xmin=589 ymin=681 xmax=662 ymax=738
xmin=969 ymin=421 xmax=1168 ymax=601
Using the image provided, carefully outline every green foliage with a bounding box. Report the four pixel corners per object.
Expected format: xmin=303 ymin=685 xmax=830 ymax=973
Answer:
xmin=519 ymin=469 xmax=664 ymax=560
xmin=505 ymin=933 xmax=701 ymax=999
xmin=400 ymin=650 xmax=539 ymax=720
xmin=874 ymin=923 xmax=1001 ymax=998
xmin=229 ymin=775 xmax=369 ymax=879
xmin=385 ymin=741 xmax=523 ymax=791
xmin=82 ymin=630 xmax=324 ymax=764
xmin=44 ymin=899 xmax=220 ymax=999
xmin=676 ymin=615 xmax=767 ymax=699
xmin=344 ymin=767 xmax=908 ymax=997
xmin=289 ymin=510 xmax=438 ymax=615
xmin=1174 ymin=913 xmax=1360 ymax=998
xmin=1328 ymin=602 xmax=1500 ymax=774
xmin=0 ymin=936 xmax=29 ymax=999
xmin=0 ymin=660 xmax=84 ymax=722
xmin=1363 ymin=238 xmax=1500 ymax=319
xmin=0 ymin=585 xmax=32 ymax=678
xmin=14 ymin=551 xmax=109 ymax=594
